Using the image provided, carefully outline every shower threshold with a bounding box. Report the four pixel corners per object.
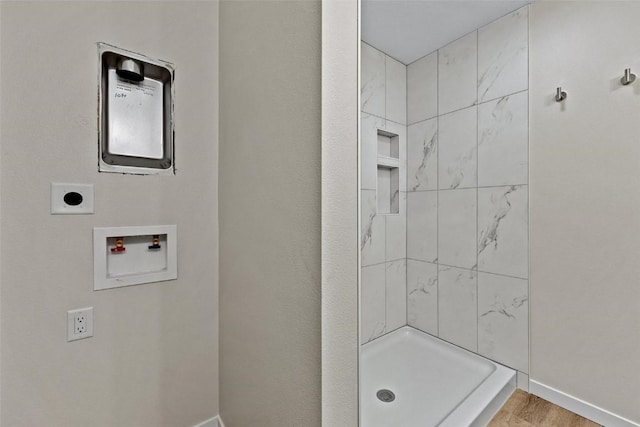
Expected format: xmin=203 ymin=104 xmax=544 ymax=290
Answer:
xmin=361 ymin=326 xmax=515 ymax=427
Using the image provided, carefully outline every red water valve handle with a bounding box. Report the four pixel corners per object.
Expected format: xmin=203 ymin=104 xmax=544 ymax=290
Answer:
xmin=111 ymin=237 xmax=126 ymax=253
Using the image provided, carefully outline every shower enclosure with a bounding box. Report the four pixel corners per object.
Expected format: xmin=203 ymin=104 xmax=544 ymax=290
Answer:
xmin=359 ymin=3 xmax=531 ymax=425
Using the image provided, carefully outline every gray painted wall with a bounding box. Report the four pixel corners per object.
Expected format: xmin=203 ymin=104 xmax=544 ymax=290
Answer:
xmin=530 ymin=2 xmax=640 ymax=423
xmin=219 ymin=1 xmax=322 ymax=425
xmin=321 ymin=1 xmax=360 ymax=425
xmin=0 ymin=2 xmax=219 ymax=426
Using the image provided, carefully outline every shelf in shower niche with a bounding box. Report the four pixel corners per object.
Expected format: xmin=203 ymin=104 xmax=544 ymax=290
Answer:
xmin=376 ymin=155 xmax=400 ymax=169
xmin=376 ymin=128 xmax=400 ymax=215
xmin=377 ymin=129 xmax=399 ymax=159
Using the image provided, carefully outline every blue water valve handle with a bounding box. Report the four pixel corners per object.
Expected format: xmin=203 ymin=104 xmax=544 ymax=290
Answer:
xmin=148 ymin=235 xmax=162 ymax=250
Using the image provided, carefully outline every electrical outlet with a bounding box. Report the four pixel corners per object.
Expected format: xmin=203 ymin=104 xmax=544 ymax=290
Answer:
xmin=67 ymin=307 xmax=93 ymax=341
xmin=75 ymin=313 xmax=87 ymax=334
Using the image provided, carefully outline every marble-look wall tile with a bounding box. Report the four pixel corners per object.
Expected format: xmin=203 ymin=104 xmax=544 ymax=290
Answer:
xmin=385 ymin=120 xmax=407 ymax=193
xmin=386 ymin=259 xmax=407 ymax=332
xmin=478 ymin=92 xmax=528 ymax=187
xmin=438 ymin=265 xmax=477 ymax=352
xmin=407 ymin=260 xmax=438 ymax=335
xmin=408 ymin=118 xmax=438 ymax=192
xmin=360 ymin=44 xmax=409 ymax=345
xmin=439 ymin=31 xmax=478 ymax=115
xmin=386 ymin=55 xmax=407 ymax=124
xmin=477 ymin=185 xmax=528 ymax=278
xmin=361 ymin=113 xmax=385 ymax=190
xmin=478 ymin=272 xmax=528 ymax=372
xmin=361 ymin=190 xmax=385 ymax=266
xmin=439 ymin=106 xmax=477 ymax=189
xmin=361 ymin=42 xmax=385 ymax=117
xmin=478 ymin=7 xmax=528 ymax=103
xmin=386 ymin=192 xmax=406 ymax=261
xmin=438 ymin=189 xmax=477 ymax=269
xmin=361 ymin=263 xmax=386 ymax=344
xmin=392 ymin=4 xmax=530 ymax=363
xmin=407 ymin=191 xmax=438 ymax=263
xmin=407 ymin=52 xmax=438 ymax=124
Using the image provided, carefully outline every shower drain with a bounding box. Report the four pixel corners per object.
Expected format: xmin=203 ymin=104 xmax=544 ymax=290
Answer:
xmin=376 ymin=389 xmax=395 ymax=403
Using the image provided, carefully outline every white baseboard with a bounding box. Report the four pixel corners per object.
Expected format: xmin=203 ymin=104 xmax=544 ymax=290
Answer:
xmin=193 ymin=415 xmax=225 ymax=427
xmin=530 ymin=380 xmax=640 ymax=427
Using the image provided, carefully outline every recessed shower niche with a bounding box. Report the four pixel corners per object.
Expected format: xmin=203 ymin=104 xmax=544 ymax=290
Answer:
xmin=377 ymin=129 xmax=400 ymax=214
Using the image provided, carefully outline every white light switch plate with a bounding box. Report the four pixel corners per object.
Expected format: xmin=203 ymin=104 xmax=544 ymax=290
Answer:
xmin=51 ymin=183 xmax=94 ymax=214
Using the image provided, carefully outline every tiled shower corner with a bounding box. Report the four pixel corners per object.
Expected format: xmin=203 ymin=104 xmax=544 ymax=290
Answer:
xmin=361 ymin=41 xmax=408 ymax=344
xmin=361 ymin=7 xmax=530 ymax=379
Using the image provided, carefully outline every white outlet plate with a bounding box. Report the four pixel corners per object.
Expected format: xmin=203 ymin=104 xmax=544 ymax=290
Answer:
xmin=67 ymin=307 xmax=94 ymax=341
xmin=51 ymin=183 xmax=94 ymax=214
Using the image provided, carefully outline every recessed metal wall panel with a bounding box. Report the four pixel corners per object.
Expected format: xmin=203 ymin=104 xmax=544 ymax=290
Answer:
xmin=98 ymin=43 xmax=175 ymax=175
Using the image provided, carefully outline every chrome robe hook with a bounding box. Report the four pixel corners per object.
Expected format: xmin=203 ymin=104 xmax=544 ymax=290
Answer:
xmin=621 ymin=68 xmax=636 ymax=85
xmin=555 ymin=87 xmax=567 ymax=102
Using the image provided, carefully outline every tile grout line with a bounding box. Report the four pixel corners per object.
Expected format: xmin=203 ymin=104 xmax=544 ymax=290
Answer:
xmin=436 ymin=46 xmax=440 ymax=338
xmin=476 ymin=28 xmax=480 ymax=353
xmin=364 ymin=111 xmax=407 ymax=127
xmin=430 ymin=79 xmax=529 ymax=121
xmin=407 ymin=183 xmax=530 ymax=193
xmin=384 ymin=53 xmax=388 ymax=337
xmin=403 ymin=258 xmax=530 ymax=281
xmin=526 ymin=4 xmax=531 ymax=378
xmin=405 ymin=61 xmax=409 ymax=329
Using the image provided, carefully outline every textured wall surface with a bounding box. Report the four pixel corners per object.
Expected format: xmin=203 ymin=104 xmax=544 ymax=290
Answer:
xmin=219 ymin=1 xmax=322 ymax=426
xmin=0 ymin=2 xmax=219 ymax=426
xmin=321 ymin=1 xmax=359 ymax=425
xmin=530 ymin=1 xmax=640 ymax=423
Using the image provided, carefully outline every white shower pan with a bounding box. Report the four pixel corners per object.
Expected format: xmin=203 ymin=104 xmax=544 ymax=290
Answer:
xmin=361 ymin=326 xmax=515 ymax=427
